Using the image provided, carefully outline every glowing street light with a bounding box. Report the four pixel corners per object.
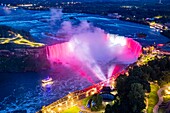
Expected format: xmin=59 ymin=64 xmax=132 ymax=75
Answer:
xmin=165 ymin=86 xmax=170 ymax=95
xmin=91 ymin=91 xmax=95 ymax=95
xmin=168 ymin=86 xmax=170 ymax=90
xmin=71 ymin=101 xmax=74 ymax=106
xmin=58 ymin=107 xmax=61 ymax=111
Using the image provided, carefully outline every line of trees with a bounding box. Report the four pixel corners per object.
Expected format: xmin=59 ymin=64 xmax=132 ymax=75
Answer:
xmin=105 ymin=55 xmax=170 ymax=113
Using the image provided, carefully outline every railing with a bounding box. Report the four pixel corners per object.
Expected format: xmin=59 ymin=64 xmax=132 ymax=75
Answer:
xmin=37 ymin=69 xmax=127 ymax=113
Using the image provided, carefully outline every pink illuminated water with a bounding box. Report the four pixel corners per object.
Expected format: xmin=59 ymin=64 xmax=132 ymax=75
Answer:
xmin=46 ymin=33 xmax=142 ymax=81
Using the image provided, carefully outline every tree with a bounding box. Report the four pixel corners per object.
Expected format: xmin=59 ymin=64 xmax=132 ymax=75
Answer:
xmin=129 ymin=66 xmax=143 ymax=77
xmin=91 ymin=94 xmax=103 ymax=111
xmin=127 ymin=83 xmax=146 ymax=113
xmin=116 ymin=74 xmax=127 ymax=97
xmin=159 ymin=71 xmax=170 ymax=86
xmin=114 ymin=75 xmax=150 ymax=113
xmin=111 ymin=96 xmax=120 ymax=113
xmin=105 ymin=104 xmax=113 ymax=113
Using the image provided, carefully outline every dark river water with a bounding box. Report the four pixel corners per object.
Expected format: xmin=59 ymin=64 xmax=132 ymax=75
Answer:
xmin=0 ymin=7 xmax=170 ymax=113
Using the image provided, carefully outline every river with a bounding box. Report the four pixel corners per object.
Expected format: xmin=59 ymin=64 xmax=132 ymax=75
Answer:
xmin=0 ymin=7 xmax=169 ymax=112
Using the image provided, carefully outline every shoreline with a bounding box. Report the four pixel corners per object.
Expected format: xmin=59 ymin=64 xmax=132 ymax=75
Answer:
xmin=21 ymin=8 xmax=170 ymax=39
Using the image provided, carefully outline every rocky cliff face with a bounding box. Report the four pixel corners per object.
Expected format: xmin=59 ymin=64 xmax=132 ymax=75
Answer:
xmin=0 ymin=46 xmax=50 ymax=72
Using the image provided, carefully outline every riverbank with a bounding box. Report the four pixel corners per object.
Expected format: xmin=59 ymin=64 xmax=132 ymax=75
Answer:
xmin=120 ymin=18 xmax=170 ymax=39
xmin=20 ymin=8 xmax=170 ymax=40
xmin=0 ymin=25 xmax=50 ymax=72
xmin=0 ymin=46 xmax=50 ymax=72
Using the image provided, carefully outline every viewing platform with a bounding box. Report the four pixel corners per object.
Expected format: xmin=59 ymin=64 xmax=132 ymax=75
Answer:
xmin=37 ymin=70 xmax=125 ymax=113
xmin=37 ymin=47 xmax=170 ymax=113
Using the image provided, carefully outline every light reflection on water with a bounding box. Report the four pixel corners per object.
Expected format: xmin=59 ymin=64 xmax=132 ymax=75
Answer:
xmin=0 ymin=6 xmax=169 ymax=46
xmin=0 ymin=7 xmax=170 ymax=112
xmin=0 ymin=71 xmax=94 ymax=112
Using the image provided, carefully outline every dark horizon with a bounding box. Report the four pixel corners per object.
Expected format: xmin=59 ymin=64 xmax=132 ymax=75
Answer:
xmin=1 ymin=0 xmax=170 ymax=4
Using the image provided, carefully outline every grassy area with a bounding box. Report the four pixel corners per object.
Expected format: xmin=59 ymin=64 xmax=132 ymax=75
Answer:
xmin=147 ymin=84 xmax=159 ymax=113
xmin=62 ymin=106 xmax=80 ymax=113
xmin=138 ymin=54 xmax=157 ymax=66
xmin=163 ymin=95 xmax=170 ymax=103
xmin=81 ymin=96 xmax=92 ymax=106
xmin=158 ymin=108 xmax=165 ymax=113
xmin=62 ymin=96 xmax=92 ymax=113
xmin=142 ymin=55 xmax=156 ymax=65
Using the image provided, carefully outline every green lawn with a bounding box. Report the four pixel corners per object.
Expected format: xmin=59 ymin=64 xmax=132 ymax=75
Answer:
xmin=62 ymin=106 xmax=80 ymax=113
xmin=163 ymin=95 xmax=170 ymax=103
xmin=81 ymin=96 xmax=92 ymax=106
xmin=147 ymin=84 xmax=159 ymax=113
xmin=61 ymin=95 xmax=95 ymax=113
xmin=62 ymin=96 xmax=92 ymax=113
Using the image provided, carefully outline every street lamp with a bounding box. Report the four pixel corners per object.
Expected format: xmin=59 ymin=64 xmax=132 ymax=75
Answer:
xmin=71 ymin=101 xmax=74 ymax=106
xmin=165 ymin=87 xmax=170 ymax=95
xmin=68 ymin=95 xmax=71 ymax=99
xmin=58 ymin=107 xmax=61 ymax=111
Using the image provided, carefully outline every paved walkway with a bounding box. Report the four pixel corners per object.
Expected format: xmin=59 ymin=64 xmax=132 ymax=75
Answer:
xmin=77 ymin=101 xmax=104 ymax=113
xmin=153 ymin=86 xmax=168 ymax=113
xmin=78 ymin=106 xmax=104 ymax=113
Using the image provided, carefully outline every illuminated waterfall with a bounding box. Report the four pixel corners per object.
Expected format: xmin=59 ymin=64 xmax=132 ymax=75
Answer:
xmin=46 ymin=33 xmax=142 ymax=81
